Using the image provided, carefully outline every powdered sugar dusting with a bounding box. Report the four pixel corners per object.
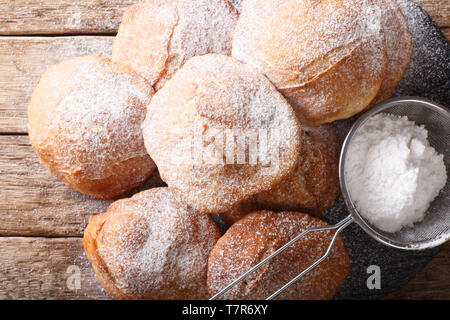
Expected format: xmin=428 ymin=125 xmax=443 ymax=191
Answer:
xmin=329 ymin=0 xmax=449 ymax=299
xmin=112 ymin=0 xmax=238 ymax=90
xmin=142 ymin=54 xmax=301 ymax=214
xmin=219 ymin=124 xmax=340 ymax=225
xmin=253 ymin=124 xmax=340 ymax=217
xmin=28 ymin=56 xmax=155 ymax=197
xmin=232 ymin=0 xmax=394 ymax=124
xmin=207 ymin=211 xmax=350 ymax=299
xmin=233 ymin=0 xmax=386 ymax=87
xmin=94 ymin=188 xmax=221 ymax=299
xmin=370 ymin=0 xmax=413 ymax=104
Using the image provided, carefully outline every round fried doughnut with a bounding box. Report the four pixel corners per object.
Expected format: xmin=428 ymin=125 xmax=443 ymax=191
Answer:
xmin=83 ymin=187 xmax=221 ymax=300
xmin=252 ymin=125 xmax=340 ymax=216
xmin=112 ymin=0 xmax=238 ymax=90
xmin=232 ymin=0 xmax=388 ymax=125
xmin=207 ymin=211 xmax=350 ymax=300
xmin=219 ymin=125 xmax=340 ymax=225
xmin=369 ymin=0 xmax=412 ymax=105
xmin=217 ymin=199 xmax=255 ymax=227
xmin=142 ymin=54 xmax=302 ymax=214
xmin=28 ymin=55 xmax=156 ymax=199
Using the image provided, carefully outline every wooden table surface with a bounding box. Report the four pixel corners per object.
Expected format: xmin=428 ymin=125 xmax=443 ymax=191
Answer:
xmin=0 ymin=0 xmax=448 ymax=300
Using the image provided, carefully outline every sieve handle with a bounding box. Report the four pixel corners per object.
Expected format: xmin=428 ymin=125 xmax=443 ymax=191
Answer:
xmin=210 ymin=214 xmax=354 ymax=300
xmin=266 ymin=214 xmax=353 ymax=299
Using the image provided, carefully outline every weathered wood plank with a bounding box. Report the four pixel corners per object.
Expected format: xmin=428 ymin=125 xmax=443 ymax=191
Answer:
xmin=0 ymin=135 xmax=112 ymax=236
xmin=0 ymin=28 xmax=449 ymax=134
xmin=0 ymin=236 xmax=448 ymax=299
xmin=0 ymin=36 xmax=113 ymax=133
xmin=0 ymin=0 xmax=447 ymax=301
xmin=0 ymin=0 xmax=447 ymax=35
xmin=386 ymin=241 xmax=450 ymax=299
xmin=0 ymin=0 xmax=134 ymax=35
xmin=0 ymin=237 xmax=109 ymax=299
xmin=413 ymin=0 xmax=450 ymax=27
xmin=0 ymin=135 xmax=166 ymax=237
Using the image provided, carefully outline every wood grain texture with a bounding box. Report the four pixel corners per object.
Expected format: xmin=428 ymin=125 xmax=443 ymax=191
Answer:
xmin=0 ymin=135 xmax=112 ymax=237
xmin=0 ymin=135 xmax=166 ymax=237
xmin=386 ymin=242 xmax=450 ymax=299
xmin=0 ymin=236 xmax=448 ymax=299
xmin=0 ymin=0 xmax=134 ymax=35
xmin=413 ymin=0 xmax=450 ymax=27
xmin=0 ymin=237 xmax=108 ymax=299
xmin=0 ymin=0 xmax=448 ymax=35
xmin=0 ymin=0 xmax=448 ymax=300
xmin=0 ymin=36 xmax=113 ymax=133
xmin=0 ymin=10 xmax=448 ymax=134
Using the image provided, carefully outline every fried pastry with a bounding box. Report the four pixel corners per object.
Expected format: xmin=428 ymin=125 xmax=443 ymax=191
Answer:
xmin=369 ymin=0 xmax=413 ymax=105
xmin=232 ymin=0 xmax=389 ymax=125
xmin=142 ymin=54 xmax=302 ymax=214
xmin=219 ymin=125 xmax=340 ymax=225
xmin=112 ymin=0 xmax=238 ymax=90
xmin=208 ymin=211 xmax=350 ymax=299
xmin=28 ymin=55 xmax=155 ymax=199
xmin=83 ymin=188 xmax=221 ymax=299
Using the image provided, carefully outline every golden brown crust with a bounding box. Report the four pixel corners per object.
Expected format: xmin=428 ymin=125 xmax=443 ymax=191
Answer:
xmin=207 ymin=211 xmax=350 ymax=300
xmin=112 ymin=0 xmax=239 ymax=90
xmin=218 ymin=200 xmax=255 ymax=227
xmin=232 ymin=0 xmax=390 ymax=125
xmin=369 ymin=0 xmax=413 ymax=105
xmin=83 ymin=212 xmax=126 ymax=299
xmin=83 ymin=188 xmax=222 ymax=300
xmin=253 ymin=125 xmax=340 ymax=216
xmin=28 ymin=55 xmax=156 ymax=199
xmin=142 ymin=54 xmax=302 ymax=214
xmin=219 ymin=125 xmax=340 ymax=226
xmin=279 ymin=41 xmax=386 ymax=125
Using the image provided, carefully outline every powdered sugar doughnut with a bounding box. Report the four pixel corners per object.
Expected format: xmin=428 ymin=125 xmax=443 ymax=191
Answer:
xmin=218 ymin=199 xmax=255 ymax=227
xmin=142 ymin=54 xmax=302 ymax=214
xmin=369 ymin=0 xmax=412 ymax=105
xmin=28 ymin=55 xmax=155 ymax=199
xmin=252 ymin=125 xmax=340 ymax=216
xmin=219 ymin=125 xmax=340 ymax=225
xmin=232 ymin=0 xmax=388 ymax=125
xmin=207 ymin=211 xmax=350 ymax=299
xmin=112 ymin=0 xmax=238 ymax=91
xmin=83 ymin=188 xmax=221 ymax=300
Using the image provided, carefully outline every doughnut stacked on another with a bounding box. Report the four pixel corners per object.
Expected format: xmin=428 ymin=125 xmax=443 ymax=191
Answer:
xmin=254 ymin=125 xmax=340 ymax=213
xmin=219 ymin=125 xmax=340 ymax=225
xmin=207 ymin=211 xmax=350 ymax=300
xmin=232 ymin=0 xmax=412 ymax=125
xmin=112 ymin=0 xmax=239 ymax=90
xmin=28 ymin=55 xmax=156 ymax=199
xmin=83 ymin=188 xmax=221 ymax=299
xmin=142 ymin=54 xmax=302 ymax=214
xmin=369 ymin=0 xmax=413 ymax=105
xmin=26 ymin=0 xmax=417 ymax=301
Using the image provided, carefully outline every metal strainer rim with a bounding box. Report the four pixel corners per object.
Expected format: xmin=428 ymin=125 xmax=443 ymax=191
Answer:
xmin=339 ymin=96 xmax=450 ymax=250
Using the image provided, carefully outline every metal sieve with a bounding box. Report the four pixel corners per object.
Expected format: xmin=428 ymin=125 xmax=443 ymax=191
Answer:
xmin=210 ymin=97 xmax=450 ymax=300
xmin=340 ymin=97 xmax=450 ymax=250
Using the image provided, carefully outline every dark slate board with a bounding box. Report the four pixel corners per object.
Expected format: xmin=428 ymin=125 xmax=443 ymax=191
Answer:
xmin=225 ymin=0 xmax=450 ymax=299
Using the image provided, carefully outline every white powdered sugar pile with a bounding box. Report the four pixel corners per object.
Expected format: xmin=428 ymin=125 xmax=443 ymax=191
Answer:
xmin=345 ymin=113 xmax=447 ymax=233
